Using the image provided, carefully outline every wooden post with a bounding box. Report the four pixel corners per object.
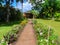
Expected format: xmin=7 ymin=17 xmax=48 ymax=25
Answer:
xmin=47 ymin=26 xmax=50 ymax=45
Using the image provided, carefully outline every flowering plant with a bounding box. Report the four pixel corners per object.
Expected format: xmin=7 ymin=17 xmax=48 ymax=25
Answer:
xmin=33 ymin=20 xmax=59 ymax=45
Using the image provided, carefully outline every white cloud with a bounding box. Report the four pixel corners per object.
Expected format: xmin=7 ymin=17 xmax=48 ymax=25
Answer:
xmin=16 ymin=2 xmax=32 ymax=12
xmin=16 ymin=2 xmax=22 ymax=9
xmin=23 ymin=2 xmax=32 ymax=12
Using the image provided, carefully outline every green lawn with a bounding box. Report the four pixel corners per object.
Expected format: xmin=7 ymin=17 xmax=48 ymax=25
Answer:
xmin=36 ymin=19 xmax=60 ymax=40
xmin=0 ymin=21 xmax=20 ymax=40
xmin=0 ymin=26 xmax=12 ymax=40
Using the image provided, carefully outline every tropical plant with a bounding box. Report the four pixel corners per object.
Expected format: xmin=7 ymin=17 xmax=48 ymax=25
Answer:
xmin=33 ymin=20 xmax=59 ymax=45
xmin=30 ymin=0 xmax=60 ymax=19
xmin=3 ymin=20 xmax=27 ymax=44
xmin=0 ymin=0 xmax=24 ymax=22
xmin=55 ymin=12 xmax=60 ymax=20
xmin=30 ymin=10 xmax=39 ymax=18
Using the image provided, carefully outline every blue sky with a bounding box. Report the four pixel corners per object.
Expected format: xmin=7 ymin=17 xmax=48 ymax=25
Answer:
xmin=11 ymin=0 xmax=32 ymax=12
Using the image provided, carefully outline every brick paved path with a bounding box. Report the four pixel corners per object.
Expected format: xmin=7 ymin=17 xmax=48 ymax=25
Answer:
xmin=13 ymin=20 xmax=36 ymax=45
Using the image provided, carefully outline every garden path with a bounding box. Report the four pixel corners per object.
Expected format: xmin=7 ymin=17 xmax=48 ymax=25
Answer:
xmin=12 ymin=19 xmax=36 ymax=45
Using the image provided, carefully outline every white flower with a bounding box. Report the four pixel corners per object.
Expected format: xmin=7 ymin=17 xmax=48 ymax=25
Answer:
xmin=52 ymin=40 xmax=55 ymax=43
xmin=6 ymin=41 xmax=8 ymax=45
xmin=1 ymin=39 xmax=4 ymax=43
xmin=40 ymin=32 xmax=43 ymax=36
xmin=45 ymin=39 xmax=48 ymax=42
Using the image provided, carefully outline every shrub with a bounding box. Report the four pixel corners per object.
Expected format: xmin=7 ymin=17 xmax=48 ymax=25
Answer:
xmin=3 ymin=20 xmax=28 ymax=44
xmin=55 ymin=12 xmax=60 ymax=20
xmin=3 ymin=25 xmax=22 ymax=44
xmin=0 ymin=6 xmax=23 ymax=22
xmin=30 ymin=10 xmax=39 ymax=18
xmin=20 ymin=20 xmax=28 ymax=26
xmin=0 ymin=39 xmax=7 ymax=45
xmin=4 ymin=30 xmax=17 ymax=44
xmin=33 ymin=20 xmax=59 ymax=45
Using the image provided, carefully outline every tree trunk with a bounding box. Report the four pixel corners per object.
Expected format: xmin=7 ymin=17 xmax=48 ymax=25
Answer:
xmin=6 ymin=14 xmax=10 ymax=23
xmin=6 ymin=6 xmax=10 ymax=23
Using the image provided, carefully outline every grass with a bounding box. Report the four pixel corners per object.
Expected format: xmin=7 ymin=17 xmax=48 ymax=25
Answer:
xmin=0 ymin=21 xmax=20 ymax=40
xmin=0 ymin=26 xmax=12 ymax=40
xmin=36 ymin=19 xmax=60 ymax=41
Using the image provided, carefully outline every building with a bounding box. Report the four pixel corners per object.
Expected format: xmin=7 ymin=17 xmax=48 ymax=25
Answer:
xmin=23 ymin=12 xmax=33 ymax=18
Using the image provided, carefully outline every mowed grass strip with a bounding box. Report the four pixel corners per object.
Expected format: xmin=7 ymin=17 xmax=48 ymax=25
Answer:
xmin=36 ymin=19 xmax=60 ymax=40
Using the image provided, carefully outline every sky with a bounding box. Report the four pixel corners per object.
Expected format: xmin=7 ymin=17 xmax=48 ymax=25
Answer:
xmin=11 ymin=0 xmax=32 ymax=12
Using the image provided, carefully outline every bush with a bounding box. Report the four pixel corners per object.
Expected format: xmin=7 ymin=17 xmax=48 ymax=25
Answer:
xmin=55 ymin=12 xmax=60 ymax=20
xmin=33 ymin=20 xmax=59 ymax=45
xmin=0 ymin=39 xmax=7 ymax=45
xmin=20 ymin=20 xmax=28 ymax=26
xmin=3 ymin=20 xmax=27 ymax=44
xmin=0 ymin=6 xmax=23 ymax=22
xmin=3 ymin=26 xmax=19 ymax=44
xmin=30 ymin=10 xmax=39 ymax=18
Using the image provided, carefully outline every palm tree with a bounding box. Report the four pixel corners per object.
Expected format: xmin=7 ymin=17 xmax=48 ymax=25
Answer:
xmin=5 ymin=0 xmax=14 ymax=22
xmin=0 ymin=0 xmax=24 ymax=22
xmin=0 ymin=0 xmax=23 ymax=22
xmin=0 ymin=0 xmax=14 ymax=22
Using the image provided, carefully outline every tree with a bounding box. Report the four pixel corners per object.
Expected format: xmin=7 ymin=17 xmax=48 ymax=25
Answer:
xmin=0 ymin=0 xmax=23 ymax=22
xmin=30 ymin=0 xmax=60 ymax=19
xmin=32 ymin=0 xmax=58 ymax=19
xmin=0 ymin=0 xmax=14 ymax=22
xmin=30 ymin=10 xmax=39 ymax=18
xmin=56 ymin=0 xmax=60 ymax=11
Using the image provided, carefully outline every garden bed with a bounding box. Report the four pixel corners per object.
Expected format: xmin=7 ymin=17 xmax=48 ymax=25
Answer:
xmin=0 ymin=20 xmax=28 ymax=45
xmin=33 ymin=20 xmax=59 ymax=45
